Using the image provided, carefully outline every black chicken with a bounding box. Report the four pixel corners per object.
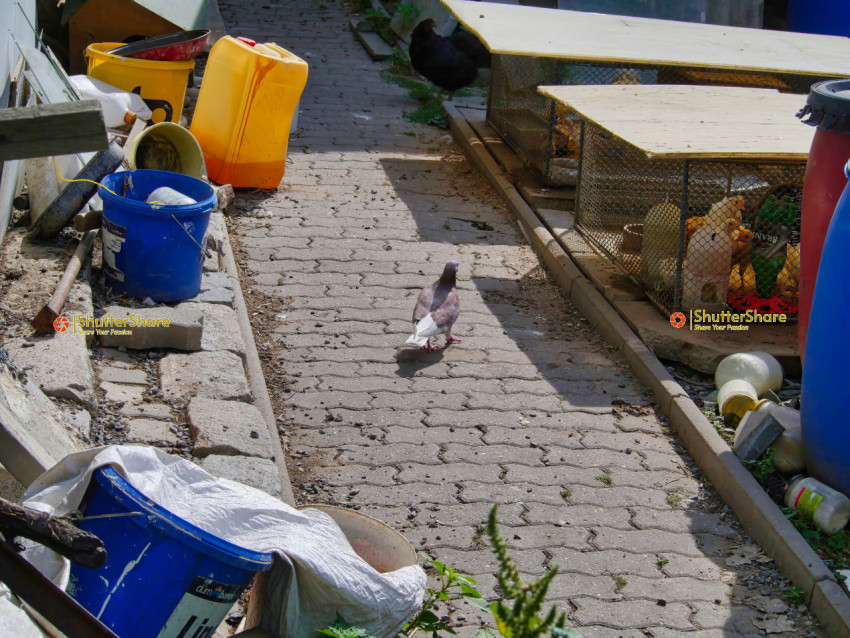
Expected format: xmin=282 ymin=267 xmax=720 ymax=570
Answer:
xmin=409 ymin=19 xmax=491 ymax=99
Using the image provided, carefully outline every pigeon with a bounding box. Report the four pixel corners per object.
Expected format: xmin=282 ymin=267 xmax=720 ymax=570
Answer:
xmin=406 ymin=261 xmax=461 ymax=352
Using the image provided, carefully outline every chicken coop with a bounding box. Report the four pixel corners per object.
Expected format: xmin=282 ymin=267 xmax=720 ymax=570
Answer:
xmin=539 ymin=85 xmax=813 ymax=317
xmin=488 ymin=55 xmax=825 ymax=187
xmin=442 ymin=0 xmax=850 ymax=186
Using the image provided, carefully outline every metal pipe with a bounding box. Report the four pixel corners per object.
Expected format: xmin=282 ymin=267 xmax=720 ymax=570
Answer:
xmin=673 ymin=160 xmax=690 ymax=311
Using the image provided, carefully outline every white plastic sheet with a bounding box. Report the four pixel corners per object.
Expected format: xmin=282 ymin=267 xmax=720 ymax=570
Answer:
xmin=20 ymin=445 xmax=426 ymax=638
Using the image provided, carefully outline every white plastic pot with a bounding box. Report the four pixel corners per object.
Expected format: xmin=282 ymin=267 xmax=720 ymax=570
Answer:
xmin=715 ymin=351 xmax=783 ymax=396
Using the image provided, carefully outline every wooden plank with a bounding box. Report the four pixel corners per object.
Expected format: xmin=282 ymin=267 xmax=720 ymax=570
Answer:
xmin=538 ymin=85 xmax=814 ymax=160
xmin=442 ymin=0 xmax=850 ymax=78
xmin=0 ymin=100 xmax=107 ymax=161
xmin=349 ymin=18 xmax=394 ymax=61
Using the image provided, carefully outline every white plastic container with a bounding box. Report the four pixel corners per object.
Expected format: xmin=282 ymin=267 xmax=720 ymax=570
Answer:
xmin=785 ymin=475 xmax=850 ymax=535
xmin=774 ymin=425 xmax=806 ymax=475
xmin=718 ymin=378 xmax=759 ymax=424
xmin=70 ymin=75 xmax=152 ymax=127
xmin=715 ymin=351 xmax=784 ymax=396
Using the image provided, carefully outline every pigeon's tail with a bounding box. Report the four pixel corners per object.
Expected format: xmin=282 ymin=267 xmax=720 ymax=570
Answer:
xmin=406 ymin=313 xmax=442 ymax=346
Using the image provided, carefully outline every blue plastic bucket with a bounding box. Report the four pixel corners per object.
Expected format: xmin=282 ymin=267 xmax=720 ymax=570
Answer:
xmin=68 ymin=466 xmax=273 ymax=638
xmin=802 ymin=160 xmax=850 ymax=497
xmin=99 ymin=170 xmax=217 ymax=302
xmin=787 ymin=0 xmax=850 ymax=37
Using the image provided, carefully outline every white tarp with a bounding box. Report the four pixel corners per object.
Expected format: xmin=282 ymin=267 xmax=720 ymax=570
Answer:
xmin=18 ymin=445 xmax=426 ymax=638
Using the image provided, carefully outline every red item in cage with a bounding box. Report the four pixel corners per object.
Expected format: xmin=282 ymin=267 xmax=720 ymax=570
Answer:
xmin=728 ymin=293 xmax=798 ymax=316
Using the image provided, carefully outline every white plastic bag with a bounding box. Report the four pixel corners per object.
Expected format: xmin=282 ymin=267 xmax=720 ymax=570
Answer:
xmin=69 ymin=76 xmax=153 ymax=126
xmin=20 ymin=446 xmax=426 ymax=638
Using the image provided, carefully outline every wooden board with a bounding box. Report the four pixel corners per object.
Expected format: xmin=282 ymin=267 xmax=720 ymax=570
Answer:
xmin=0 ymin=100 xmax=107 ymax=161
xmin=349 ymin=18 xmax=394 ymax=60
xmin=442 ymin=0 xmax=850 ymax=78
xmin=538 ymin=85 xmax=815 ymax=160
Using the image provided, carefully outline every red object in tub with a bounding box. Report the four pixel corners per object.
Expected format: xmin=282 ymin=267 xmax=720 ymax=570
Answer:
xmin=109 ymin=30 xmax=210 ymax=61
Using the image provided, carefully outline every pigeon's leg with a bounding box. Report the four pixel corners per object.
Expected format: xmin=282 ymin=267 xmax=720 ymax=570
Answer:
xmin=423 ymin=340 xmax=439 ymax=352
xmin=446 ymin=334 xmax=462 ymax=346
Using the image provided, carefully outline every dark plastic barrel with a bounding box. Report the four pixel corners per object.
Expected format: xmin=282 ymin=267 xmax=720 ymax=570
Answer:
xmin=99 ymin=170 xmax=217 ymax=302
xmin=787 ymin=0 xmax=850 ymax=38
xmin=801 ymin=160 xmax=850 ymax=498
xmin=68 ymin=466 xmax=273 ymax=638
xmin=796 ymin=80 xmax=850 ymax=362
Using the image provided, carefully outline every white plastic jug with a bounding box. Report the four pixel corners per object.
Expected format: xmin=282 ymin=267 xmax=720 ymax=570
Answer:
xmin=70 ymin=75 xmax=152 ymax=127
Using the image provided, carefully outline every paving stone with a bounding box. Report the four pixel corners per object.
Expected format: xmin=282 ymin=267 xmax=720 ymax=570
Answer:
xmin=98 ymin=305 xmax=203 ymax=351
xmin=321 ymin=464 xmax=398 ymax=487
xmin=524 ymin=503 xmax=634 ymax=530
xmin=119 ymin=403 xmax=174 ymax=420
xmin=632 ymin=509 xmax=737 ymax=537
xmin=547 ymin=549 xmax=663 ymax=579
xmin=201 ymin=455 xmax=281 ymax=499
xmin=396 ymin=463 xmax=503 ymax=484
xmin=593 ymin=528 xmax=704 ymax=556
xmin=336 ymin=443 xmax=441 ymax=466
xmin=658 ymin=554 xmax=727 ymax=581
xmin=126 ymin=418 xmax=179 ymax=446
xmin=160 ymin=351 xmax=250 ymax=401
xmin=178 ymin=302 xmax=246 ymax=359
xmin=100 ymin=381 xmax=145 ymax=404
xmin=188 ymin=398 xmax=273 ymax=459
xmin=571 ymin=598 xmax=694 ymax=631
xmin=620 ymin=575 xmax=730 ymax=603
xmin=98 ymin=365 xmax=148 ymax=385
xmin=5 ymin=333 xmax=96 ymax=409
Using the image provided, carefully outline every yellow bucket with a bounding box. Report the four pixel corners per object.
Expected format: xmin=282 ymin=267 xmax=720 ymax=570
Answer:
xmin=85 ymin=43 xmax=194 ymax=124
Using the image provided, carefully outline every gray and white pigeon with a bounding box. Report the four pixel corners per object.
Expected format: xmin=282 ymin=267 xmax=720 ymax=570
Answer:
xmin=406 ymin=261 xmax=461 ymax=352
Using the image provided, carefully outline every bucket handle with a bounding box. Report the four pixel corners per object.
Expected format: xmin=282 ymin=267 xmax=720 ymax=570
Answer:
xmin=171 ymin=214 xmax=212 ymax=259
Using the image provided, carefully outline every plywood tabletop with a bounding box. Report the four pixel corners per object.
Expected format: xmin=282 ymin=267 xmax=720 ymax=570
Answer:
xmin=538 ymin=85 xmax=815 ymax=159
xmin=442 ymin=0 xmax=850 ymax=78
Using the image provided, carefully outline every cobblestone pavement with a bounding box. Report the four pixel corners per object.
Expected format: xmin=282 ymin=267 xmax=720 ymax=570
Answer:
xmin=219 ymin=1 xmax=819 ymax=636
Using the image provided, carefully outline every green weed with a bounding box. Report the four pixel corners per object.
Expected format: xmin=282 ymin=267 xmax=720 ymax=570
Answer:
xmin=666 ymin=493 xmax=683 ymax=510
xmin=560 ymin=488 xmax=572 ymax=500
xmin=784 ymin=586 xmax=806 ymax=607
xmin=608 ymin=573 xmax=627 ymax=594
xmin=741 ymin=448 xmax=776 ymax=480
xmin=595 ymin=473 xmax=613 ymax=487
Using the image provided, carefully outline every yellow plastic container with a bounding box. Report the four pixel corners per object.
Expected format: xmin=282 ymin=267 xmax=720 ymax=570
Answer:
xmin=189 ymin=36 xmax=308 ymax=188
xmin=85 ymin=43 xmax=194 ymax=124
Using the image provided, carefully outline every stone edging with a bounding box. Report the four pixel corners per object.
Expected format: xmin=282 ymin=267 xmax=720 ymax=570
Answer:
xmin=444 ymin=102 xmax=850 ymax=637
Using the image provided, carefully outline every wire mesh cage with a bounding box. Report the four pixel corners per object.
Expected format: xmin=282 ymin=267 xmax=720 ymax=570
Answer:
xmin=575 ymin=119 xmax=804 ymax=317
xmin=487 ymin=53 xmax=826 ymax=188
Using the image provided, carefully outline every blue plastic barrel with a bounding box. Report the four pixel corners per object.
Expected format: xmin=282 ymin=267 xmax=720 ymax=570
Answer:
xmin=802 ymin=159 xmax=850 ymax=498
xmin=68 ymin=466 xmax=273 ymax=638
xmin=787 ymin=0 xmax=850 ymax=38
xmin=99 ymin=170 xmax=217 ymax=302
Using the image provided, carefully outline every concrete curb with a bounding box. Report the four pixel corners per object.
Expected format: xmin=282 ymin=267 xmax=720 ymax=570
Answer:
xmin=220 ymin=224 xmax=295 ymax=506
xmin=445 ymin=103 xmax=850 ymax=637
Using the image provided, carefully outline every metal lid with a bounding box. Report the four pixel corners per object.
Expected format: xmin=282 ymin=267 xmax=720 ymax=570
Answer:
xmin=797 ymin=80 xmax=850 ymax=134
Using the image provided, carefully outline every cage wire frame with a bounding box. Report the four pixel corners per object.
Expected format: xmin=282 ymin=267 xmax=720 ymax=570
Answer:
xmin=487 ymin=53 xmax=828 ymax=189
xmin=573 ymin=118 xmax=805 ymax=317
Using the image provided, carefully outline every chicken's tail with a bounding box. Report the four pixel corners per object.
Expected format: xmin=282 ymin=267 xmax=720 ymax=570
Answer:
xmin=406 ymin=313 xmax=440 ymax=346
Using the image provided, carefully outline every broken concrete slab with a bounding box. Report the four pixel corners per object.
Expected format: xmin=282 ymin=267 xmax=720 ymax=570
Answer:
xmin=126 ymin=418 xmax=179 ymax=446
xmin=201 ymin=454 xmax=281 ymax=499
xmin=0 ymin=363 xmax=82 ymax=486
xmin=119 ymin=402 xmax=174 ymax=420
xmin=177 ymin=302 xmax=246 ymax=359
xmin=97 ymin=305 xmax=204 ymax=351
xmin=100 ymin=381 xmax=145 ymax=404
xmin=188 ymin=397 xmax=272 ymax=459
xmin=99 ymin=365 xmax=147 ymax=385
xmin=4 ymin=332 xmax=96 ymax=410
xmin=160 ymin=351 xmax=251 ymax=402
xmin=733 ymin=408 xmax=785 ymax=462
xmin=0 ymin=462 xmax=24 ymax=502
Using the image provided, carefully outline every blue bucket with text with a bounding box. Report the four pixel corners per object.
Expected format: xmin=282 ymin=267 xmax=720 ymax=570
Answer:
xmin=99 ymin=170 xmax=217 ymax=302
xmin=68 ymin=466 xmax=273 ymax=638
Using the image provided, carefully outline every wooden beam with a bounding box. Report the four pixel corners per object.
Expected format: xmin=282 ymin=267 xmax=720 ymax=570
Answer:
xmin=0 ymin=100 xmax=107 ymax=161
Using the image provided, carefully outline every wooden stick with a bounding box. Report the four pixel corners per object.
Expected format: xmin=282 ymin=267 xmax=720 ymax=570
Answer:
xmin=0 ymin=542 xmax=118 ymax=638
xmin=0 ymin=496 xmax=106 ymax=569
xmin=31 ymin=228 xmax=98 ymax=334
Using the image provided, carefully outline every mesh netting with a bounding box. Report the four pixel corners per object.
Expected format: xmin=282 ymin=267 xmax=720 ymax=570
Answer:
xmin=576 ymin=119 xmax=804 ymax=316
xmin=488 ymin=54 xmax=826 ymax=188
